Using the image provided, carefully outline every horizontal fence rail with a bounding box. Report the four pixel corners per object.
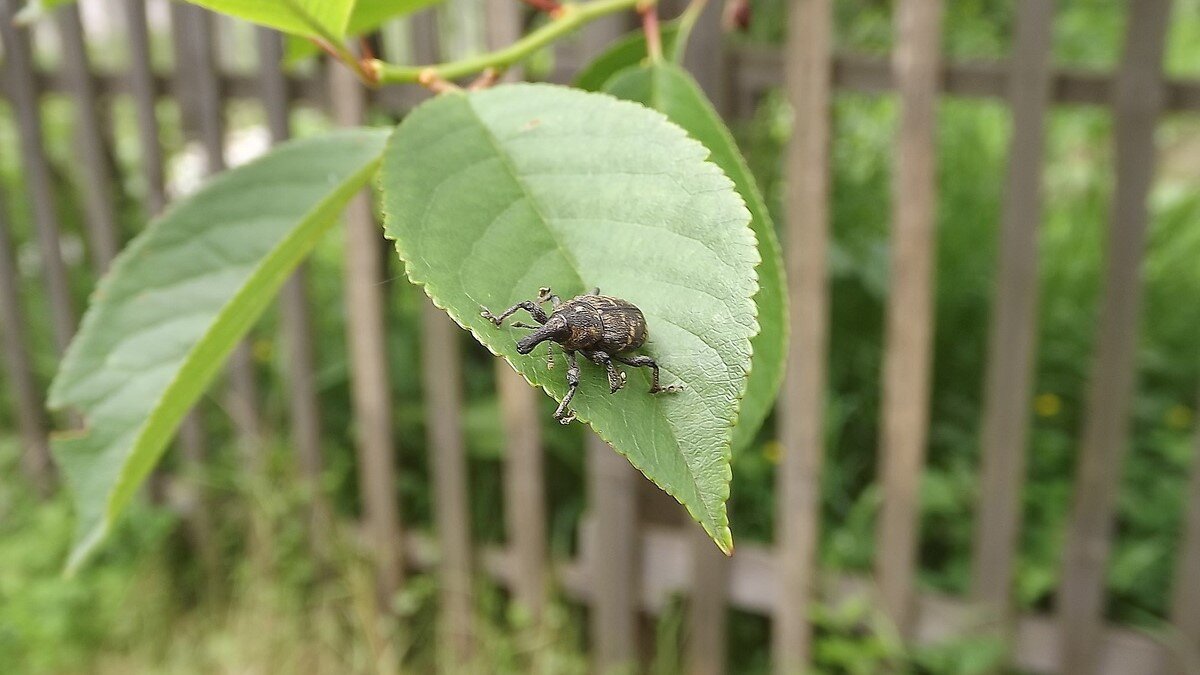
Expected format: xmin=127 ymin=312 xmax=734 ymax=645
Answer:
xmin=8 ymin=48 xmax=1200 ymax=115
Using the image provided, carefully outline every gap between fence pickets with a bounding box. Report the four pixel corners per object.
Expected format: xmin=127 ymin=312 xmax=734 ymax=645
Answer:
xmin=399 ymin=522 xmax=1170 ymax=675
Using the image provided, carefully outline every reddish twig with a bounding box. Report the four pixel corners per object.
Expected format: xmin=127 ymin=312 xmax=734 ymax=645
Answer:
xmin=418 ymin=68 xmax=462 ymax=94
xmin=308 ymin=37 xmax=343 ymax=62
xmin=468 ymin=67 xmax=503 ymax=91
xmin=638 ymin=0 xmax=662 ymax=61
xmin=359 ymin=37 xmax=376 ymax=62
xmin=520 ymin=0 xmax=564 ymax=16
xmin=308 ymin=37 xmax=380 ymax=86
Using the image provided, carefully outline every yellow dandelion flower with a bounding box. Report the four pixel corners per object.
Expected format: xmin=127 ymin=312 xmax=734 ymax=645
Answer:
xmin=1166 ymin=405 xmax=1193 ymax=431
xmin=1034 ymin=393 xmax=1062 ymax=418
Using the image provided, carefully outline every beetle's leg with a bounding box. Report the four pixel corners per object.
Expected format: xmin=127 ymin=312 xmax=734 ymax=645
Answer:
xmin=511 ymin=321 xmax=539 ymax=329
xmin=537 ymin=287 xmax=562 ymax=308
xmin=613 ymin=354 xmax=683 ymax=394
xmin=584 ymin=350 xmax=627 ymax=393
xmin=546 ymin=343 xmax=556 ymax=370
xmin=554 ymin=351 xmax=580 ymax=424
xmin=480 ymin=299 xmax=548 ymax=326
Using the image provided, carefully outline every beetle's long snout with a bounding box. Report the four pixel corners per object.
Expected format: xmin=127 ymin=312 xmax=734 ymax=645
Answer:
xmin=517 ymin=321 xmax=564 ymax=354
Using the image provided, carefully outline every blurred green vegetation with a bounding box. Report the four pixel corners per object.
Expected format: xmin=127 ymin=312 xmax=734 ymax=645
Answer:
xmin=0 ymin=0 xmax=1199 ymax=672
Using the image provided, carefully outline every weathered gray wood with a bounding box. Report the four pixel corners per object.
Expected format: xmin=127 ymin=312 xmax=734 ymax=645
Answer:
xmin=0 ymin=193 xmax=54 ymax=496
xmin=11 ymin=45 xmax=1200 ymax=114
xmin=728 ymin=49 xmax=1200 ymax=114
xmin=480 ymin=0 xmax=550 ymax=631
xmin=256 ymin=27 xmax=333 ymax=559
xmin=55 ymin=4 xmax=120 ymax=271
xmin=679 ymin=0 xmax=731 ymax=116
xmin=1171 ymin=385 xmax=1200 ymax=674
xmin=587 ymin=434 xmax=640 ymax=672
xmin=173 ymin=5 xmax=266 ymax=456
xmin=875 ymin=0 xmax=944 ymax=633
xmin=571 ymin=18 xmax=643 ymax=673
xmin=773 ymin=0 xmax=834 ymax=670
xmin=496 ymin=361 xmax=548 ymax=621
xmin=389 ymin=521 xmax=1173 ymax=674
xmin=0 ymin=0 xmax=77 ymax=354
xmin=161 ymin=1 xmax=230 ymax=582
xmin=1058 ymin=2 xmax=1171 ymax=674
xmin=661 ymin=7 xmax=737 ymax=673
xmin=527 ymin=524 xmax=1171 ymax=675
xmin=122 ymin=0 xmax=167 ymax=215
xmin=329 ymin=62 xmax=405 ymax=604
xmin=420 ymin=301 xmax=475 ymax=665
xmin=687 ymin=526 xmax=729 ymax=675
xmin=969 ymin=0 xmax=1054 ymax=643
xmin=407 ymin=10 xmax=475 ymax=659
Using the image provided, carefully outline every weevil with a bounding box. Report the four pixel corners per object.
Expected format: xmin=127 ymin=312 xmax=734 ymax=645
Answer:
xmin=481 ymin=287 xmax=683 ymax=424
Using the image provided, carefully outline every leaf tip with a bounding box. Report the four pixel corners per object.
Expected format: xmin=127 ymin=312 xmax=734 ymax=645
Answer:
xmin=63 ymin=522 xmax=108 ymax=578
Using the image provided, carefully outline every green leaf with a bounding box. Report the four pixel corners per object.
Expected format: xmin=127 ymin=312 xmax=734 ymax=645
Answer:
xmin=602 ymin=62 xmax=788 ymax=451
xmin=187 ymin=0 xmax=355 ymax=39
xmin=48 ymin=128 xmax=389 ymax=572
xmin=21 ymin=0 xmax=355 ymax=35
xmin=14 ymin=0 xmax=72 ymax=24
xmin=380 ymin=83 xmax=759 ymax=553
xmin=573 ymin=21 xmax=681 ymax=93
xmin=283 ymin=0 xmax=444 ymax=64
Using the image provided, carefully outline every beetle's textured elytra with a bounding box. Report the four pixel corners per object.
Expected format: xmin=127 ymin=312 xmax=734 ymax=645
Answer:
xmin=481 ymin=287 xmax=682 ymax=423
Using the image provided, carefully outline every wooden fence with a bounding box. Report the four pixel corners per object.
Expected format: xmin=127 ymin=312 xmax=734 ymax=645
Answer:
xmin=0 ymin=0 xmax=1198 ymax=673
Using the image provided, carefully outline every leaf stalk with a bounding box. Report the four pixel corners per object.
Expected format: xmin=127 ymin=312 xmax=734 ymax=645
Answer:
xmin=374 ymin=0 xmax=653 ymax=85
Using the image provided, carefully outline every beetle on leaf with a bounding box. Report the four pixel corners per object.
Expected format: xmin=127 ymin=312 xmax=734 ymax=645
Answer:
xmin=481 ymin=287 xmax=683 ymax=424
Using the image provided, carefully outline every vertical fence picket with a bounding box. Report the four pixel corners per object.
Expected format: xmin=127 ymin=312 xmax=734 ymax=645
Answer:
xmin=875 ymin=0 xmax=944 ymax=633
xmin=0 ymin=0 xmax=77 ymax=354
xmin=496 ymin=359 xmax=548 ymax=620
xmin=124 ymin=0 xmax=214 ymax=566
xmin=575 ymin=18 xmax=642 ymax=673
xmin=773 ymin=0 xmax=834 ymax=670
xmin=672 ymin=7 xmax=734 ymax=674
xmin=122 ymin=0 xmax=166 ymax=215
xmin=587 ymin=433 xmax=640 ymax=672
xmin=328 ymin=62 xmax=406 ymax=604
xmin=406 ymin=11 xmax=476 ymax=661
xmin=1171 ymin=385 xmax=1200 ymax=673
xmin=177 ymin=6 xmax=266 ymax=454
xmin=163 ymin=1 xmax=223 ymax=586
xmin=0 ymin=193 xmax=53 ymax=495
xmin=679 ymin=0 xmax=730 ymax=115
xmin=1058 ymin=2 xmax=1171 ymax=673
xmin=970 ymin=0 xmax=1054 ymax=645
xmin=55 ymin=4 xmax=120 ymax=271
xmin=255 ymin=27 xmax=334 ymax=559
xmin=482 ymin=0 xmax=550 ymax=629
xmin=420 ymin=301 xmax=475 ymax=665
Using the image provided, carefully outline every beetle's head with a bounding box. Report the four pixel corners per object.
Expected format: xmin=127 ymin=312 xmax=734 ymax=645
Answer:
xmin=516 ymin=315 xmax=568 ymax=354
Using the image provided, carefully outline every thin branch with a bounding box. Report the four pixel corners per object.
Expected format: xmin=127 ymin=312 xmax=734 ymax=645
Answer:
xmin=638 ymin=0 xmax=663 ymax=62
xmin=520 ymin=0 xmax=564 ymax=16
xmin=281 ymin=0 xmax=376 ymax=84
xmin=375 ymin=0 xmax=651 ymax=85
xmin=468 ymin=67 xmax=503 ymax=90
xmin=672 ymin=0 xmax=710 ymax=62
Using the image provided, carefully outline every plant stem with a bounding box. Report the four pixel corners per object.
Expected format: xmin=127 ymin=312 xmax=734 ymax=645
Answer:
xmin=640 ymin=1 xmax=663 ymax=62
xmin=672 ymin=0 xmax=710 ymax=62
xmin=283 ymin=0 xmax=373 ymax=83
xmin=374 ymin=0 xmax=650 ymax=85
